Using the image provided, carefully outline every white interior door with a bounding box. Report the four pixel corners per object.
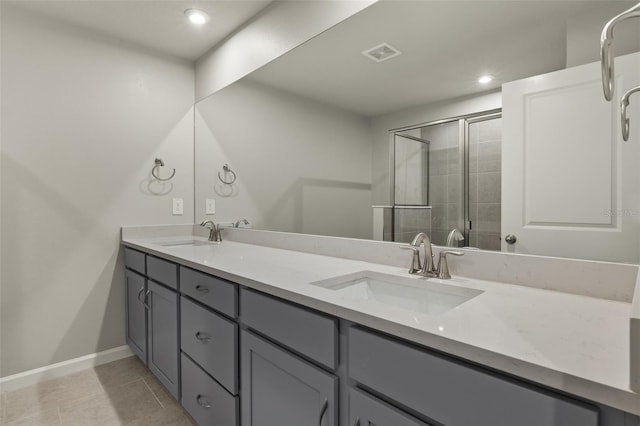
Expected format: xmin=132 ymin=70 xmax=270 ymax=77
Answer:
xmin=502 ymin=52 xmax=640 ymax=263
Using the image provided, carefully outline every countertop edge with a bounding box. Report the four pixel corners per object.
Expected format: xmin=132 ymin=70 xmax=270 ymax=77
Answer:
xmin=121 ymin=240 xmax=640 ymax=416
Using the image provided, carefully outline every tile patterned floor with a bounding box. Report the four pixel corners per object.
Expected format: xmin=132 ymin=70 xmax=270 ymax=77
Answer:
xmin=1 ymin=357 xmax=196 ymax=426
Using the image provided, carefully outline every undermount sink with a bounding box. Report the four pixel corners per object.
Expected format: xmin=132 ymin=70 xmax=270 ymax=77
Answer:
xmin=311 ymin=271 xmax=483 ymax=316
xmin=157 ymin=240 xmax=217 ymax=247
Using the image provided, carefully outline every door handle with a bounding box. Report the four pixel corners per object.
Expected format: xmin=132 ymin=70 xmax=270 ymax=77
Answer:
xmin=505 ymin=234 xmax=517 ymax=245
xmin=318 ymin=399 xmax=328 ymax=426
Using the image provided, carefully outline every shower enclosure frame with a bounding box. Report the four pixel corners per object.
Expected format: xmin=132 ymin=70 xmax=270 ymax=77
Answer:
xmin=389 ymin=108 xmax=502 ymax=246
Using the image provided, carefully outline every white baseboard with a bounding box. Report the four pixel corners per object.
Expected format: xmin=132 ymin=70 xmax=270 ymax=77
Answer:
xmin=0 ymin=345 xmax=134 ymax=393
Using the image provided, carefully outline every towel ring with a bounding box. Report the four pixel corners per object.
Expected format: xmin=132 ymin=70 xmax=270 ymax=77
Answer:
xmin=151 ymin=158 xmax=176 ymax=181
xmin=218 ymin=163 xmax=236 ymax=185
xmin=600 ymin=3 xmax=640 ymax=101
xmin=621 ymin=86 xmax=640 ymax=142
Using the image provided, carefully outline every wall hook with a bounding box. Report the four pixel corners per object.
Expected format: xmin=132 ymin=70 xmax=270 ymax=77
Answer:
xmin=218 ymin=163 xmax=237 ymax=185
xmin=151 ymin=158 xmax=176 ymax=181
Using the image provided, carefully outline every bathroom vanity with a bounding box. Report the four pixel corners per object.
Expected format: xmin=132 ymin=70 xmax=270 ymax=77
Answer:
xmin=122 ymin=225 xmax=640 ymax=426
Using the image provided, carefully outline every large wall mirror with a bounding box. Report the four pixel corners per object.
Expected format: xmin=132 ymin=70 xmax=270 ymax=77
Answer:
xmin=195 ymin=0 xmax=640 ymax=263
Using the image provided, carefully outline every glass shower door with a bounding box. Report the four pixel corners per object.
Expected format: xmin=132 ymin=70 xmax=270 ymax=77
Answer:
xmin=392 ymin=132 xmax=430 ymax=243
xmin=391 ymin=112 xmax=501 ymax=249
xmin=420 ymin=121 xmax=463 ymax=246
xmin=466 ymin=116 xmax=502 ymax=250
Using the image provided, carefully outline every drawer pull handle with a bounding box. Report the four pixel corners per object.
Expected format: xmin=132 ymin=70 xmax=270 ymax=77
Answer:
xmin=195 ymin=285 xmax=209 ymax=294
xmin=318 ymin=399 xmax=328 ymax=426
xmin=195 ymin=332 xmax=211 ymax=343
xmin=196 ymin=394 xmax=212 ymax=408
xmin=136 ymin=287 xmax=145 ymax=305
xmin=142 ymin=290 xmax=151 ymax=310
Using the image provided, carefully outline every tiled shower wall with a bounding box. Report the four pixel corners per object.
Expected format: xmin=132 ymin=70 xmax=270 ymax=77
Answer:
xmin=468 ymin=117 xmax=502 ymax=250
xmin=423 ymin=122 xmax=462 ymax=246
xmin=392 ymin=207 xmax=432 ymax=243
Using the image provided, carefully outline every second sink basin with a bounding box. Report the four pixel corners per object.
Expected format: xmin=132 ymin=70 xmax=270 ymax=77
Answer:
xmin=311 ymin=271 xmax=482 ymax=316
xmin=157 ymin=240 xmax=218 ymax=247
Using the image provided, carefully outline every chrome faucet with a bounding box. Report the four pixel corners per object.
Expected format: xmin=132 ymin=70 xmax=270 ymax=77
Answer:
xmin=234 ymin=218 xmax=250 ymax=228
xmin=200 ymin=220 xmax=222 ymax=242
xmin=410 ymin=232 xmax=435 ymax=275
xmin=446 ymin=228 xmax=464 ymax=247
xmin=401 ymin=232 xmax=464 ymax=279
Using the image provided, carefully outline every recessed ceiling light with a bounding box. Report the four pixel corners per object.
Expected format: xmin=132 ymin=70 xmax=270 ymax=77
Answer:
xmin=184 ymin=9 xmax=210 ymax=25
xmin=478 ymin=75 xmax=493 ymax=84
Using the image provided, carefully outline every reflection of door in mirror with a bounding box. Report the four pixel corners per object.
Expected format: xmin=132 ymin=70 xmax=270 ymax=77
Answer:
xmin=502 ymin=53 xmax=640 ymax=262
xmin=391 ymin=112 xmax=502 ymax=249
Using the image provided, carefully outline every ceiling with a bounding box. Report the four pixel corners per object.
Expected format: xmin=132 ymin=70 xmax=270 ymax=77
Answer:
xmin=5 ymin=0 xmax=272 ymax=61
xmin=248 ymin=1 xmax=634 ymax=117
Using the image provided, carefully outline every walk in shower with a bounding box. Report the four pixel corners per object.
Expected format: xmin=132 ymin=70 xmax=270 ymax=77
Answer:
xmin=389 ymin=111 xmax=502 ymax=251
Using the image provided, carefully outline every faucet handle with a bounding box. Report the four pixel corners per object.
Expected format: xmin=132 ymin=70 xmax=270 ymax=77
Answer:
xmin=436 ymin=250 xmax=464 ymax=280
xmin=400 ymin=245 xmax=422 ymax=274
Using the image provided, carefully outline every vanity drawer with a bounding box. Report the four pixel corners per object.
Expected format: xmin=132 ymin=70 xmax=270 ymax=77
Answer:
xmin=240 ymin=288 xmax=338 ymax=370
xmin=180 ymin=267 xmax=237 ymax=318
xmin=181 ymin=297 xmax=238 ymax=394
xmin=181 ymin=353 xmax=238 ymax=426
xmin=147 ymin=256 xmax=178 ymax=290
xmin=349 ymin=387 xmax=430 ymax=426
xmin=348 ymin=326 xmax=598 ymax=426
xmin=124 ymin=248 xmax=145 ymax=275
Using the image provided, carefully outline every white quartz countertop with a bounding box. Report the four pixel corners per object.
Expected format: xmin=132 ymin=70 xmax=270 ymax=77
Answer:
xmin=122 ymin=235 xmax=639 ymax=415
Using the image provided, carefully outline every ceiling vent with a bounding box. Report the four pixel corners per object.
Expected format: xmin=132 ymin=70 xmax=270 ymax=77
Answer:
xmin=362 ymin=43 xmax=402 ymax=63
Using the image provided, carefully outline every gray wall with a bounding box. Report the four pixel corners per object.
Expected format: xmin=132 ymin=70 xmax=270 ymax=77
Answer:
xmin=1 ymin=5 xmax=195 ymax=377
xmin=194 ymin=80 xmax=373 ymax=240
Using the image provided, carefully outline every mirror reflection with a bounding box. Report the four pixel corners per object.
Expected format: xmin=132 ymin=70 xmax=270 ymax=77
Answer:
xmin=195 ymin=0 xmax=640 ymax=263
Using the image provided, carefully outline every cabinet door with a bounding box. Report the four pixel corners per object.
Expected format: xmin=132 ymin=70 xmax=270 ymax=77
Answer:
xmin=125 ymin=269 xmax=147 ymax=365
xmin=147 ymin=280 xmax=179 ymax=399
xmin=349 ymin=388 xmax=430 ymax=426
xmin=241 ymin=330 xmax=338 ymax=426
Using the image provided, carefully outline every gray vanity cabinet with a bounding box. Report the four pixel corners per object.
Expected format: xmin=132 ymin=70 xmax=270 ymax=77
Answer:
xmin=349 ymin=388 xmax=430 ymax=426
xmin=146 ymin=280 xmax=179 ymax=399
xmin=240 ymin=330 xmax=338 ymax=426
xmin=348 ymin=326 xmax=599 ymax=426
xmin=124 ymin=268 xmax=147 ymax=364
xmin=181 ymin=353 xmax=239 ymax=426
xmin=123 ymin=246 xmax=636 ymax=426
xmin=124 ymin=248 xmax=180 ymax=400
